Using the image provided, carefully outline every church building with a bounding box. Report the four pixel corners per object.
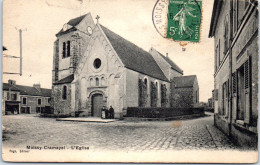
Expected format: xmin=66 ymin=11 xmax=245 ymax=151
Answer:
xmin=52 ymin=13 xmax=199 ymax=118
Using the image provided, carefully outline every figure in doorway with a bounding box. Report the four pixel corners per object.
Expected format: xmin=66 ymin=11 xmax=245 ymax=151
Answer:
xmin=101 ymin=106 xmax=107 ymax=119
xmin=108 ymin=106 xmax=114 ymax=119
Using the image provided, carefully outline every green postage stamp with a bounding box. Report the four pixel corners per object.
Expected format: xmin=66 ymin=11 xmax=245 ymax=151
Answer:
xmin=166 ymin=0 xmax=202 ymax=42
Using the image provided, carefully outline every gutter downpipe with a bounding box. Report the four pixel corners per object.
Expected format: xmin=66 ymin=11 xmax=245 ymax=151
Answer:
xmin=229 ymin=0 xmax=233 ymax=137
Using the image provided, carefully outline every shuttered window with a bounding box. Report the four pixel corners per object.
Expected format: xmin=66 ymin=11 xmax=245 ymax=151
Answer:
xmin=232 ymin=72 xmax=237 ymax=94
xmin=235 ymin=58 xmax=251 ymax=124
xmin=244 ymin=58 xmax=251 ymax=124
xmin=244 ymin=60 xmax=249 ymax=89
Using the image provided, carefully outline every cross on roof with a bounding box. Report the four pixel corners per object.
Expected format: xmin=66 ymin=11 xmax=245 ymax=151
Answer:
xmin=96 ymin=15 xmax=100 ymax=23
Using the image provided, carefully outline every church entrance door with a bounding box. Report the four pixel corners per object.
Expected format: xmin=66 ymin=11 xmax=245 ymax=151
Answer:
xmin=91 ymin=94 xmax=103 ymax=117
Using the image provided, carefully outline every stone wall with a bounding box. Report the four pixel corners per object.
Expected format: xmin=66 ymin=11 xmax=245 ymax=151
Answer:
xmin=125 ymin=69 xmax=139 ymax=108
xmin=52 ymin=84 xmax=71 ymax=115
xmin=171 ymin=86 xmax=194 ymax=108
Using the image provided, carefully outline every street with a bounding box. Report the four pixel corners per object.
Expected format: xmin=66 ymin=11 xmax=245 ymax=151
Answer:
xmin=2 ymin=113 xmax=238 ymax=151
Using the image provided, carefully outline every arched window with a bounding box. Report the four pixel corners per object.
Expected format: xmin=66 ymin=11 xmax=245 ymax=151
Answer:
xmin=62 ymin=85 xmax=67 ymax=100
xmin=90 ymin=78 xmax=94 ymax=86
xmin=101 ymin=77 xmax=105 ymax=86
xmin=144 ymin=78 xmax=147 ymax=86
xmin=96 ymin=78 xmax=99 ymax=86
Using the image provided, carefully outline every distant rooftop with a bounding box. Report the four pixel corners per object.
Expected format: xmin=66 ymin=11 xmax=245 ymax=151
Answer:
xmin=3 ymin=82 xmax=51 ymax=97
xmin=172 ymin=75 xmax=197 ymax=88
xmin=152 ymin=48 xmax=183 ymax=75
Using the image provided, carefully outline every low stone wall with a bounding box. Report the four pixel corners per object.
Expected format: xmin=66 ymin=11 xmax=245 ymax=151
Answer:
xmin=126 ymin=107 xmax=204 ymax=118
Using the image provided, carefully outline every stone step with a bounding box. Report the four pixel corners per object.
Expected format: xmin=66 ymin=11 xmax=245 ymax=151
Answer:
xmin=56 ymin=117 xmax=118 ymax=123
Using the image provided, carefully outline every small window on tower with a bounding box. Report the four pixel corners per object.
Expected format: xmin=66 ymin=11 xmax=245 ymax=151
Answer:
xmin=62 ymin=42 xmax=66 ymax=58
xmin=67 ymin=41 xmax=70 ymax=57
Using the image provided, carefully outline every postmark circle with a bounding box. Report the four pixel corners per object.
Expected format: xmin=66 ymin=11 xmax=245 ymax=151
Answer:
xmin=152 ymin=0 xmax=169 ymax=38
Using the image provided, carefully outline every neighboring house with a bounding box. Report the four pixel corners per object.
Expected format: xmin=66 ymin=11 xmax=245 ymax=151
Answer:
xmin=209 ymin=0 xmax=258 ymax=148
xmin=171 ymin=75 xmax=199 ymax=108
xmin=2 ymin=80 xmax=51 ymax=115
xmin=2 ymin=80 xmax=20 ymax=115
xmin=52 ymin=13 xmax=200 ymax=118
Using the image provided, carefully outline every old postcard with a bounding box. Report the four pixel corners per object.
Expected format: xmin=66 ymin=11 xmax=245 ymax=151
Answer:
xmin=2 ymin=0 xmax=258 ymax=163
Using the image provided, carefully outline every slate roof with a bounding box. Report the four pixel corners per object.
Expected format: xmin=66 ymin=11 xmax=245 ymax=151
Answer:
xmin=172 ymin=75 xmax=197 ymax=88
xmin=56 ymin=13 xmax=88 ymax=36
xmin=3 ymin=83 xmax=20 ymax=91
xmin=3 ymin=83 xmax=51 ymax=97
xmin=100 ymin=25 xmax=169 ymax=82
xmin=67 ymin=14 xmax=88 ymax=26
xmin=53 ymin=74 xmax=74 ymax=85
xmin=154 ymin=49 xmax=183 ymax=74
xmin=56 ymin=27 xmax=77 ymax=37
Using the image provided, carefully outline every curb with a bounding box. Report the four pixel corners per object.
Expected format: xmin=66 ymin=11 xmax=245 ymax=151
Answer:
xmin=56 ymin=118 xmax=118 ymax=123
xmin=123 ymin=114 xmax=205 ymax=122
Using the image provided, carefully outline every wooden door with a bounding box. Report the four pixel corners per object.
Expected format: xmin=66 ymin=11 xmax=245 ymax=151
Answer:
xmin=91 ymin=94 xmax=103 ymax=117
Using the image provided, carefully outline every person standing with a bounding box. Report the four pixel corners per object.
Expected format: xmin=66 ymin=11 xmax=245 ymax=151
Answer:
xmin=101 ymin=106 xmax=107 ymax=119
xmin=108 ymin=106 xmax=114 ymax=119
xmin=105 ymin=106 xmax=109 ymax=119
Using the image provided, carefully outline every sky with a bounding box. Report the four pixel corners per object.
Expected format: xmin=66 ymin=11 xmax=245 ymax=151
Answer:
xmin=3 ymin=0 xmax=214 ymax=102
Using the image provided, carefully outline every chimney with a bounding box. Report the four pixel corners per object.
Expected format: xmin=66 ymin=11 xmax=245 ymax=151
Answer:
xmin=8 ymin=80 xmax=16 ymax=85
xmin=166 ymin=53 xmax=168 ymax=58
xmin=33 ymin=84 xmax=41 ymax=91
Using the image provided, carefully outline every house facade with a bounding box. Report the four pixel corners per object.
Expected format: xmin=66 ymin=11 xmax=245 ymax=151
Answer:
xmin=52 ymin=13 xmax=200 ymax=119
xmin=2 ymin=80 xmax=51 ymax=115
xmin=209 ymin=0 xmax=258 ymax=148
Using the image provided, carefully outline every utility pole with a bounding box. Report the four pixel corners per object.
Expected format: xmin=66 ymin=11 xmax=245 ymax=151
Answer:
xmin=3 ymin=28 xmax=26 ymax=75
xmin=16 ymin=27 xmax=26 ymax=76
xmin=19 ymin=29 xmax=22 ymax=76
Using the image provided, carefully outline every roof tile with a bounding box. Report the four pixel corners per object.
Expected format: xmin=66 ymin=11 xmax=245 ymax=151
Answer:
xmin=172 ymin=75 xmax=197 ymax=88
xmin=100 ymin=25 xmax=169 ymax=82
xmin=3 ymin=83 xmax=51 ymax=97
xmin=53 ymin=74 xmax=74 ymax=85
xmin=154 ymin=49 xmax=183 ymax=74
